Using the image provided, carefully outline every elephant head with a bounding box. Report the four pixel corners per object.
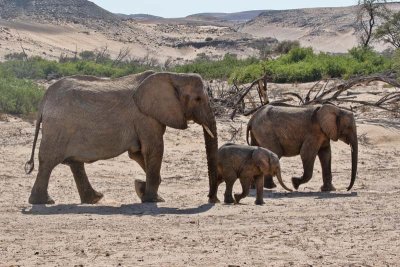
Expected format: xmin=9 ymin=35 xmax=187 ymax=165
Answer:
xmin=316 ymin=104 xmax=358 ymax=191
xmin=133 ymin=72 xmax=219 ymax=202
xmin=252 ymin=148 xmax=292 ymax=192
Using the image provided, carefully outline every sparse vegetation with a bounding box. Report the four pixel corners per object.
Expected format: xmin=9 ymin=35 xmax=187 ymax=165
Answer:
xmin=355 ymin=0 xmax=388 ymax=47
xmin=274 ymin=40 xmax=301 ymax=54
xmin=0 ymin=54 xmax=157 ymax=80
xmin=375 ymin=10 xmax=400 ymax=48
xmin=0 ymin=69 xmax=44 ymax=115
xmin=0 ymin=43 xmax=397 ymax=115
xmin=230 ymin=46 xmax=393 ymax=83
xmin=172 ymin=53 xmax=259 ymax=80
xmin=0 ymin=51 xmax=158 ymax=115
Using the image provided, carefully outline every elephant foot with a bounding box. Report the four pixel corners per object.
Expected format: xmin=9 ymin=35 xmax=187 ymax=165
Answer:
xmin=291 ymin=177 xmax=302 ymax=190
xmin=29 ymin=192 xmax=55 ymax=205
xmin=224 ymin=194 xmax=235 ymax=204
xmin=255 ymin=199 xmax=265 ymax=205
xmin=208 ymin=195 xmax=220 ymax=204
xmin=134 ymin=179 xmax=146 ymax=199
xmin=264 ymin=177 xmax=277 ymax=189
xmin=320 ymin=184 xmax=336 ymax=192
xmin=234 ymin=193 xmax=243 ymax=204
xmin=81 ymin=190 xmax=104 ymax=204
xmin=135 ymin=180 xmax=165 ymax=203
xmin=141 ymin=194 xmax=165 ymax=203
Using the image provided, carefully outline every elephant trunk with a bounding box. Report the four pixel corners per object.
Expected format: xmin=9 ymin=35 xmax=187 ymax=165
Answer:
xmin=276 ymin=168 xmax=292 ymax=192
xmin=202 ymin=106 xmax=219 ymax=203
xmin=348 ymin=134 xmax=358 ymax=191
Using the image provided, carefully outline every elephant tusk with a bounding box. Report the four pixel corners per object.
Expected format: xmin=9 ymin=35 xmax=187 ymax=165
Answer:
xmin=203 ymin=124 xmax=215 ymax=139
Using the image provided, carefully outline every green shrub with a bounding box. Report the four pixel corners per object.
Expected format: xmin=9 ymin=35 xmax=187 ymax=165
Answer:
xmin=274 ymin=40 xmax=300 ymax=54
xmin=230 ymin=47 xmax=393 ymax=84
xmin=283 ymin=47 xmax=314 ymax=63
xmin=0 ymin=57 xmax=156 ymax=80
xmin=79 ymin=50 xmax=96 ymax=61
xmin=393 ymin=49 xmax=400 ymax=78
xmin=4 ymin=52 xmax=27 ymax=61
xmin=0 ymin=72 xmax=44 ymax=115
xmin=173 ymin=53 xmax=259 ymax=80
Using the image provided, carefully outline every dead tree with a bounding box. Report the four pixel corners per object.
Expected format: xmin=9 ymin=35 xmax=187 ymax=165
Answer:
xmin=229 ymin=73 xmax=400 ymax=120
xmin=229 ymin=74 xmax=272 ymax=120
xmin=355 ymin=0 xmax=388 ymax=47
xmin=113 ymin=47 xmax=131 ymax=66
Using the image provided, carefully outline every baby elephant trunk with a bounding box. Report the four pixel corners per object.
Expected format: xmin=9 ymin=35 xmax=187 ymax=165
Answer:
xmin=348 ymin=137 xmax=358 ymax=191
xmin=276 ymin=168 xmax=293 ymax=192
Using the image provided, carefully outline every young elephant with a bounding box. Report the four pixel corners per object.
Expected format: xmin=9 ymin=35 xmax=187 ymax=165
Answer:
xmin=217 ymin=143 xmax=292 ymax=205
xmin=247 ymin=104 xmax=358 ymax=192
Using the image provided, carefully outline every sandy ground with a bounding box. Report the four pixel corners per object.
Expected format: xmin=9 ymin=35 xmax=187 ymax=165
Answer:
xmin=0 ymin=19 xmax=254 ymax=63
xmin=239 ymin=24 xmax=360 ymax=53
xmin=1 ymin=81 xmax=400 ymax=266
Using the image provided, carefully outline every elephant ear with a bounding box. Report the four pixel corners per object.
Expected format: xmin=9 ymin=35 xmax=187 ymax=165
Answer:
xmin=133 ymin=73 xmax=187 ymax=129
xmin=316 ymin=104 xmax=340 ymax=141
xmin=253 ymin=149 xmax=271 ymax=175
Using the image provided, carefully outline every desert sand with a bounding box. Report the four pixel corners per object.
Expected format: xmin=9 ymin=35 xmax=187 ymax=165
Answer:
xmin=0 ymin=81 xmax=399 ymax=266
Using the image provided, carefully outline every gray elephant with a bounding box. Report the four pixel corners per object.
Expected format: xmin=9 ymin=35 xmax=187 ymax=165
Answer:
xmin=25 ymin=71 xmax=219 ymax=204
xmin=247 ymin=104 xmax=358 ymax=192
xmin=217 ymin=143 xmax=292 ymax=205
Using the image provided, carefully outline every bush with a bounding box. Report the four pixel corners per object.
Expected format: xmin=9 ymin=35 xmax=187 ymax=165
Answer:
xmin=392 ymin=49 xmax=400 ymax=78
xmin=230 ymin=47 xmax=393 ymax=83
xmin=274 ymin=40 xmax=300 ymax=54
xmin=4 ymin=52 xmax=27 ymax=61
xmin=79 ymin=50 xmax=96 ymax=61
xmin=0 ymin=71 xmax=44 ymax=115
xmin=172 ymin=53 xmax=259 ymax=80
xmin=283 ymin=47 xmax=314 ymax=63
xmin=0 ymin=57 xmax=156 ymax=80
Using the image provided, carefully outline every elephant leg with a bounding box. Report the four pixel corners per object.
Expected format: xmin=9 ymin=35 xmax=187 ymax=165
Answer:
xmin=318 ymin=145 xmax=336 ymax=192
xmin=264 ymin=175 xmax=277 ymax=189
xmin=255 ymin=136 xmax=282 ymax=189
xmin=129 ymin=151 xmax=146 ymax=171
xmin=70 ymin=162 xmax=103 ymax=204
xmin=224 ymin=172 xmax=236 ymax=204
xmin=254 ymin=175 xmax=265 ymax=205
xmin=29 ymin=158 xmax=57 ymax=205
xmin=129 ymin=151 xmax=149 ymax=199
xmin=234 ymin=177 xmax=251 ymax=204
xmin=141 ymin=145 xmax=164 ymax=203
xmin=292 ymin=142 xmax=318 ymax=190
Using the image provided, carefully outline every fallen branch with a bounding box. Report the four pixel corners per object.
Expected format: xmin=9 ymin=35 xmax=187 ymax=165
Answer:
xmin=307 ymin=74 xmax=400 ymax=105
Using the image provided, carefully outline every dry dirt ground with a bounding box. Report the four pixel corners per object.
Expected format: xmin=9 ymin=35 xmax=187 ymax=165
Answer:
xmin=1 ymin=83 xmax=400 ymax=266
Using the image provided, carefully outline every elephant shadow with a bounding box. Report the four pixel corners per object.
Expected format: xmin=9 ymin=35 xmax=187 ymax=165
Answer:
xmin=249 ymin=190 xmax=358 ymax=199
xmin=21 ymin=203 xmax=214 ymax=216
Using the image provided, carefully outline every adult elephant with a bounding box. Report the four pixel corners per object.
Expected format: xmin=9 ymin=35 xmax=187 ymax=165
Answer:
xmin=25 ymin=71 xmax=219 ymax=204
xmin=246 ymin=104 xmax=358 ymax=192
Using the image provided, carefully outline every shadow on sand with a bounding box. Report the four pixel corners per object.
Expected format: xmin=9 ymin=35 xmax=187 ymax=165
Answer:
xmin=260 ymin=190 xmax=358 ymax=199
xmin=247 ymin=190 xmax=358 ymax=200
xmin=21 ymin=203 xmax=214 ymax=216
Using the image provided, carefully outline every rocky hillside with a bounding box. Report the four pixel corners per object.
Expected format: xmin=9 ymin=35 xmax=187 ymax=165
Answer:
xmin=238 ymin=2 xmax=400 ymax=52
xmin=1 ymin=0 xmax=400 ymax=61
xmin=250 ymin=6 xmax=357 ymax=34
xmin=0 ymin=0 xmax=119 ymax=24
xmin=185 ymin=10 xmax=266 ymax=23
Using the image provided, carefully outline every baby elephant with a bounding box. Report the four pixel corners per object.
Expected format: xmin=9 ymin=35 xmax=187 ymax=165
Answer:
xmin=217 ymin=143 xmax=292 ymax=205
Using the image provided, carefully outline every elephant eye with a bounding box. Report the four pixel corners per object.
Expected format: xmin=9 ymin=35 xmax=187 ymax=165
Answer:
xmin=195 ymin=97 xmax=202 ymax=102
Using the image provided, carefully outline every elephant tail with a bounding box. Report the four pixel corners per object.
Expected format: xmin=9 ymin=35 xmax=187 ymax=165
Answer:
xmin=246 ymin=124 xmax=251 ymax=145
xmin=25 ymin=113 xmax=42 ymax=174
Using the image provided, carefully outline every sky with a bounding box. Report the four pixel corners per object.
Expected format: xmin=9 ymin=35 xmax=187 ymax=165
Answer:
xmin=90 ymin=0 xmax=358 ymax=18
